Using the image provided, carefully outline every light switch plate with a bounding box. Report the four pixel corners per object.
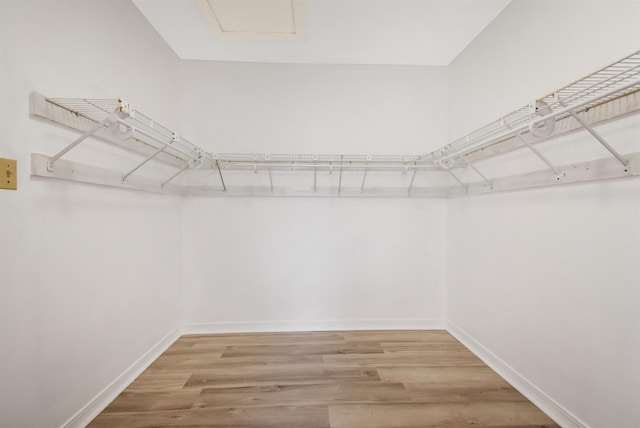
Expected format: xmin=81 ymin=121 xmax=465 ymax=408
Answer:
xmin=0 ymin=158 xmax=17 ymax=190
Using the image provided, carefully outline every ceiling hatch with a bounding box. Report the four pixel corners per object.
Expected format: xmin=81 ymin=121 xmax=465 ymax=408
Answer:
xmin=195 ymin=0 xmax=306 ymax=41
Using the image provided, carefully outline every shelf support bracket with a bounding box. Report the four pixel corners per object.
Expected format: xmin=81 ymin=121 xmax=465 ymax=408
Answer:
xmin=446 ymin=169 xmax=467 ymax=190
xmin=215 ymin=160 xmax=226 ymax=191
xmin=559 ymin=100 xmax=629 ymax=169
xmin=338 ymin=155 xmax=343 ymax=196
xmin=161 ymin=163 xmax=189 ymax=187
xmin=407 ymin=169 xmax=417 ymax=195
xmin=464 ymin=159 xmax=492 ymax=188
xmin=47 ymin=112 xmax=116 ymax=171
xmin=268 ymin=166 xmax=274 ymax=193
xmin=122 ymin=133 xmax=176 ymax=182
xmin=506 ymin=122 xmax=563 ymax=181
xmin=360 ymin=164 xmax=368 ymax=193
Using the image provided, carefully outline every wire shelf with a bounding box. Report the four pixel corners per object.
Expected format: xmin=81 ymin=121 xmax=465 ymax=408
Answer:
xmin=47 ymin=97 xmax=211 ymax=167
xmin=215 ymin=153 xmax=429 ymax=171
xmin=433 ymin=50 xmax=640 ymax=163
xmin=31 ymin=50 xmax=640 ymax=197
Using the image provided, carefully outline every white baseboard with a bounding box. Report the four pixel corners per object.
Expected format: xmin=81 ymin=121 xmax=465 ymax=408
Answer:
xmin=60 ymin=326 xmax=181 ymax=428
xmin=447 ymin=321 xmax=589 ymax=428
xmin=182 ymin=319 xmax=447 ymax=335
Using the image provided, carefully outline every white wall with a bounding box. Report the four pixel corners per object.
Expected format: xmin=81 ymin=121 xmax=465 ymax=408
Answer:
xmin=182 ymin=197 xmax=447 ymax=331
xmin=447 ymin=1 xmax=640 ymax=427
xmin=178 ymin=60 xmax=449 ymax=154
xmin=0 ymin=2 xmax=182 ymax=427
xmin=178 ymin=61 xmax=449 ymax=331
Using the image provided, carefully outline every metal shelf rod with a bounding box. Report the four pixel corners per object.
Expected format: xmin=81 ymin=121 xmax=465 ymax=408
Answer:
xmin=161 ymin=163 xmax=189 ymax=187
xmin=48 ymin=113 xmax=116 ymax=168
xmin=464 ymin=160 xmax=491 ymax=187
xmin=221 ymin=163 xmax=436 ymax=170
xmin=407 ymin=169 xmax=417 ymax=195
xmin=360 ymin=165 xmax=368 ymax=193
xmin=447 ymin=169 xmax=466 ymax=187
xmin=560 ymin=100 xmax=629 ymax=167
xmin=215 ymin=160 xmax=227 ymax=191
xmin=122 ymin=144 xmax=167 ymax=182
xmin=509 ymin=126 xmax=562 ymax=177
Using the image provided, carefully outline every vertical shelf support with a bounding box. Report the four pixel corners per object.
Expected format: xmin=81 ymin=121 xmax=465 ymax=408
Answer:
xmin=338 ymin=155 xmax=343 ymax=196
xmin=313 ymin=164 xmax=317 ymax=193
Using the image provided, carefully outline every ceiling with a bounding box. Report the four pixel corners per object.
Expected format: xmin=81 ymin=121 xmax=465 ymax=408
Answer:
xmin=132 ymin=0 xmax=511 ymax=66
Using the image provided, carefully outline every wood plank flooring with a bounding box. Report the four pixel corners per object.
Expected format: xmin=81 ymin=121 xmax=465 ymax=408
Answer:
xmin=89 ymin=330 xmax=559 ymax=427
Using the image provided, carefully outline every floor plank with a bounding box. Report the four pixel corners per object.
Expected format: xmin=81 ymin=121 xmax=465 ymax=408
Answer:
xmin=377 ymin=366 xmax=513 ymax=388
xmin=89 ymin=330 xmax=559 ymax=427
xmin=91 ymin=406 xmax=330 ymax=427
xmin=183 ymin=364 xmax=381 ymax=389
xmin=329 ymin=402 xmax=559 ymax=428
xmin=323 ymin=350 xmax=485 ymax=367
xmin=101 ymin=391 xmax=202 ymax=413
xmin=221 ymin=342 xmax=384 ymax=358
xmin=194 ymin=382 xmax=409 ymax=409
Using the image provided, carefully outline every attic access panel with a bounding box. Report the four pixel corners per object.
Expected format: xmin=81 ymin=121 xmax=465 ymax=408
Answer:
xmin=30 ymin=50 xmax=640 ymax=197
xmin=195 ymin=0 xmax=306 ymax=41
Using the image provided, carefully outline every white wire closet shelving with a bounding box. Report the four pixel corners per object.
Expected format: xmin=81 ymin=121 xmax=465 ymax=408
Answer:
xmin=31 ymin=50 xmax=640 ymax=197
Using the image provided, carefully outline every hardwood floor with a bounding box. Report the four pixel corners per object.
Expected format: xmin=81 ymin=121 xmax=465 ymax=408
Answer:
xmin=89 ymin=330 xmax=559 ymax=427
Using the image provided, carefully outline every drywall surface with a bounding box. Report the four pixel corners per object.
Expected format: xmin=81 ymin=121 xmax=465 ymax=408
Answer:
xmin=182 ymin=197 xmax=447 ymax=331
xmin=0 ymin=2 xmax=182 ymax=427
xmin=447 ymin=1 xmax=640 ymax=426
xmin=178 ymin=60 xmax=449 ymax=155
